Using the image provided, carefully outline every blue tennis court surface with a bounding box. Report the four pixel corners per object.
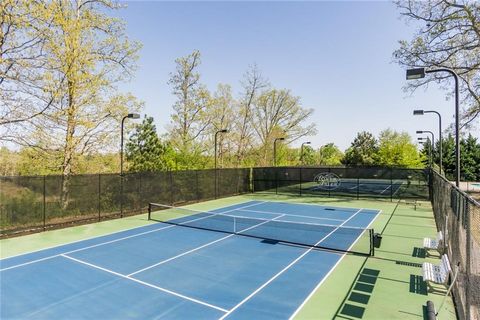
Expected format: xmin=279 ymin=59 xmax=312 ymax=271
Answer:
xmin=1 ymin=201 xmax=380 ymax=319
xmin=308 ymin=180 xmax=404 ymax=196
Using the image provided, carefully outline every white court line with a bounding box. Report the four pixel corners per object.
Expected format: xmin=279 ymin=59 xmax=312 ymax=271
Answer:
xmin=128 ymin=234 xmax=235 ymax=276
xmin=237 ymin=208 xmax=345 ymax=222
xmin=275 ymin=199 xmax=363 ymax=212
xmin=392 ymin=183 xmax=403 ymax=197
xmin=380 ymin=185 xmax=392 ymax=195
xmin=288 ymin=209 xmax=382 ymax=320
xmin=273 ymin=219 xmax=347 ymax=229
xmin=128 ymin=213 xmax=286 ymax=277
xmin=60 ymin=254 xmax=228 ymax=313
xmin=219 ymin=208 xmax=365 ymax=320
xmin=0 ymin=201 xmax=267 ymax=272
xmin=0 ymin=215 xmax=210 ymax=272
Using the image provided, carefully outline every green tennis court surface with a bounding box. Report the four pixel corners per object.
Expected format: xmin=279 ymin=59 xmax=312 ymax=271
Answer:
xmin=0 ymin=195 xmax=457 ymax=319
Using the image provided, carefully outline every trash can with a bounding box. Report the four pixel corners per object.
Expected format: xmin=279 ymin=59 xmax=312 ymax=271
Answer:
xmin=373 ymin=233 xmax=382 ymax=248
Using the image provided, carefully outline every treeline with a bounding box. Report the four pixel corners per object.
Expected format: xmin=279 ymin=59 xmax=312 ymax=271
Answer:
xmin=419 ymin=134 xmax=480 ymax=181
xmin=125 ymin=122 xmax=427 ymax=173
xmin=156 ymin=51 xmax=316 ymax=169
xmin=1 ymin=1 xmax=478 ymax=183
xmin=0 ymin=126 xmax=426 ymax=176
xmin=3 ymin=116 xmax=478 ymax=181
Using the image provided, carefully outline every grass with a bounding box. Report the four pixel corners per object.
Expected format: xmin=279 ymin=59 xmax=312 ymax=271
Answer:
xmin=0 ymin=194 xmax=456 ymax=319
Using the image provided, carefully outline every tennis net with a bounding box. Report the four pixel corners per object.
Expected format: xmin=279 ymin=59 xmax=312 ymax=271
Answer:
xmin=148 ymin=203 xmax=374 ymax=256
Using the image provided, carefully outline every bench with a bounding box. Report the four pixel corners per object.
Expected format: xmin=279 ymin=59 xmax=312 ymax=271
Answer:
xmin=422 ymin=254 xmax=451 ymax=291
xmin=405 ymin=199 xmax=421 ymax=210
xmin=423 ymin=231 xmax=443 ymax=256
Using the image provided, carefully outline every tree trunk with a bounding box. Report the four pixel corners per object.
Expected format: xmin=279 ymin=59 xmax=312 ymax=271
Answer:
xmin=61 ymin=75 xmax=77 ymax=210
xmin=61 ymin=122 xmax=75 ymax=210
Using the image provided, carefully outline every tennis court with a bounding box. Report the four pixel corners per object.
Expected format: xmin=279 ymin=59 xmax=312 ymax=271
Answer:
xmin=1 ymin=200 xmax=380 ymax=319
xmin=307 ymin=179 xmax=406 ymax=196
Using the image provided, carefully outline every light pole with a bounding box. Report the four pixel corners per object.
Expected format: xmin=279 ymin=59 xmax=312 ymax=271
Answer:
xmin=300 ymin=142 xmax=311 ymax=165
xmin=416 ymin=130 xmax=435 ymax=167
xmin=414 ymin=110 xmax=443 ymax=175
xmin=274 ymin=137 xmax=285 ymax=167
xmin=407 ymin=67 xmax=460 ymax=186
xmin=120 ymin=113 xmax=140 ymax=217
xmin=418 ymin=137 xmax=432 ymax=168
xmin=214 ymin=129 xmax=228 ymax=199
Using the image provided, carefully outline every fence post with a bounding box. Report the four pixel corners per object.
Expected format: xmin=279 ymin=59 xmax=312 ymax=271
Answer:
xmin=428 ymin=169 xmax=433 ymax=203
xmin=465 ymin=201 xmax=472 ymax=320
xmin=357 ymin=177 xmax=360 ymax=200
xmin=196 ymin=170 xmax=199 ymax=201
xmin=169 ymin=170 xmax=174 ymax=205
xmin=390 ymin=167 xmax=393 ymax=202
xmin=215 ymin=168 xmax=219 ymax=199
xmin=328 ymin=167 xmax=331 ymax=198
xmin=275 ymin=167 xmax=278 ymax=195
xmin=43 ymin=175 xmax=46 ymax=230
xmin=250 ymin=168 xmax=254 ymax=193
xmin=98 ymin=174 xmax=101 ymax=221
xmin=299 ymin=167 xmax=302 ymax=196
xmin=120 ymin=173 xmax=124 ymax=218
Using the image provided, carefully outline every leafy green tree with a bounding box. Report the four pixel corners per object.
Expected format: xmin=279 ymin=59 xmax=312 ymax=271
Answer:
xmin=432 ymin=134 xmax=480 ymax=181
xmin=439 ymin=134 xmax=456 ymax=180
xmin=76 ymin=153 xmax=120 ymax=174
xmin=318 ymin=143 xmax=343 ymax=166
xmin=376 ymin=129 xmax=424 ymax=168
xmin=419 ymin=138 xmax=432 ymax=168
xmin=0 ymin=148 xmax=21 ymax=175
xmin=342 ymin=131 xmax=378 ymax=166
xmin=1 ymin=1 xmax=142 ymax=206
xmin=301 ymin=146 xmax=316 ymax=165
xmin=126 ymin=116 xmax=175 ymax=172
xmin=460 ymin=134 xmax=480 ymax=181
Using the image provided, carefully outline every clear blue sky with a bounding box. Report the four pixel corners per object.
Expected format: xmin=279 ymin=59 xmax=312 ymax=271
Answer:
xmin=116 ymin=1 xmax=478 ymax=151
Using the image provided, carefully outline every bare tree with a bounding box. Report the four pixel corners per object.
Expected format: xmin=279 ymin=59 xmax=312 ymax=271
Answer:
xmin=168 ymin=50 xmax=212 ymax=163
xmin=394 ymin=0 xmax=480 ymax=128
xmin=251 ymin=89 xmax=316 ymax=165
xmin=209 ymin=84 xmax=235 ymax=166
xmin=233 ymin=64 xmax=268 ymax=166
xmin=0 ymin=0 xmax=60 ymax=129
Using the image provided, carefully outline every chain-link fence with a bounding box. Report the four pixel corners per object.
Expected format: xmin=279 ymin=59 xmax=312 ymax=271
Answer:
xmin=252 ymin=166 xmax=430 ymax=200
xmin=0 ymin=168 xmax=251 ymax=237
xmin=431 ymin=171 xmax=480 ymax=320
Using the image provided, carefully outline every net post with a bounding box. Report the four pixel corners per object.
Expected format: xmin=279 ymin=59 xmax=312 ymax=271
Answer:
xmin=148 ymin=203 xmax=152 ymax=220
xmin=370 ymin=229 xmax=375 ymax=256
